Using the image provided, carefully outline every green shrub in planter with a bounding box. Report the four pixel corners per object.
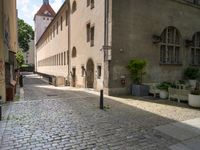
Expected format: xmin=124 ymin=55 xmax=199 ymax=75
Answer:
xmin=184 ymin=67 xmax=200 ymax=80
xmin=127 ymin=59 xmax=149 ymax=96
xmin=127 ymin=59 xmax=147 ymax=84
xmin=157 ymin=82 xmax=174 ymax=91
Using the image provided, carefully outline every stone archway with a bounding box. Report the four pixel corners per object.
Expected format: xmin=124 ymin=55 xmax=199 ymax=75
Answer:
xmin=86 ymin=59 xmax=94 ymax=88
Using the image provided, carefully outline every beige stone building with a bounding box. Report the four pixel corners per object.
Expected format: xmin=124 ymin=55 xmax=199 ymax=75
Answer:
xmin=36 ymin=0 xmax=200 ymax=95
xmin=0 ymin=0 xmax=18 ymax=101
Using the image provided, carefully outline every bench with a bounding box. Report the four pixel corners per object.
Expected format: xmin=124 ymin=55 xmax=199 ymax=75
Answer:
xmin=168 ymin=87 xmax=191 ymax=103
xmin=144 ymin=83 xmax=160 ymax=97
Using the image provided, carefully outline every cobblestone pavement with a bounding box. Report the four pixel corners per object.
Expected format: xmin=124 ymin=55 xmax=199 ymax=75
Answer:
xmin=0 ymin=73 xmax=200 ymax=150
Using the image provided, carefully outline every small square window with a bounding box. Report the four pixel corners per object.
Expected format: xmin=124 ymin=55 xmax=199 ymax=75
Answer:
xmin=97 ymin=65 xmax=101 ymax=79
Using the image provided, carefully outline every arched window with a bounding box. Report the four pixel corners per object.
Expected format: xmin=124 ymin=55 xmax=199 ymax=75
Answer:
xmin=160 ymin=26 xmax=181 ymax=64
xmin=72 ymin=1 xmax=77 ymax=13
xmin=72 ymin=47 xmax=77 ymax=58
xmin=191 ymin=32 xmax=200 ymax=65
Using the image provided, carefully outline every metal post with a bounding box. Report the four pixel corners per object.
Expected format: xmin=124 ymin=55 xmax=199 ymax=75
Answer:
xmin=19 ymin=75 xmax=23 ymax=87
xmin=0 ymin=96 xmax=2 ymax=121
xmin=100 ymin=90 xmax=104 ymax=109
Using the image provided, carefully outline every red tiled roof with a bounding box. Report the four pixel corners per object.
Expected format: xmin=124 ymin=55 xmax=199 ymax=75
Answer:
xmin=34 ymin=4 xmax=56 ymax=20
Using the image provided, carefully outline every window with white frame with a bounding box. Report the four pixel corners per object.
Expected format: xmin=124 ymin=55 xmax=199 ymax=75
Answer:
xmin=191 ymin=32 xmax=200 ymax=65
xmin=160 ymin=26 xmax=181 ymax=64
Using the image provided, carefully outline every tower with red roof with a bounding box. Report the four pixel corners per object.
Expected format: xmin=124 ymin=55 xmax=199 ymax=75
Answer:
xmin=34 ymin=0 xmax=56 ymax=43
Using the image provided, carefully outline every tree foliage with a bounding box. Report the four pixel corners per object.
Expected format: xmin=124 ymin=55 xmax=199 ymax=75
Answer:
xmin=16 ymin=50 xmax=25 ymax=67
xmin=127 ymin=59 xmax=147 ymax=84
xmin=18 ymin=18 xmax=34 ymax=52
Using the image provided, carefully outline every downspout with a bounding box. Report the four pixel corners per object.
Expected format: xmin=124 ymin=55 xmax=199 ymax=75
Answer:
xmin=104 ymin=0 xmax=109 ymax=47
xmin=67 ymin=0 xmax=71 ymax=84
xmin=103 ymin=0 xmax=111 ymax=94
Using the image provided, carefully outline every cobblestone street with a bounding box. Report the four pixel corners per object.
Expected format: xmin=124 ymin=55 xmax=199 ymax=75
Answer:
xmin=0 ymin=73 xmax=200 ymax=150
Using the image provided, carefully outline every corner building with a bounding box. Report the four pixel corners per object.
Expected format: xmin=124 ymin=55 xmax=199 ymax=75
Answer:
xmin=36 ymin=0 xmax=200 ymax=95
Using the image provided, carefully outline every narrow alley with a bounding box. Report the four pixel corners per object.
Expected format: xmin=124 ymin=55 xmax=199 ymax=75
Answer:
xmin=0 ymin=73 xmax=200 ymax=150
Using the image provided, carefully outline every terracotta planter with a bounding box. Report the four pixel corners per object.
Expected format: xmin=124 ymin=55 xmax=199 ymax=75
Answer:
xmin=189 ymin=94 xmax=200 ymax=108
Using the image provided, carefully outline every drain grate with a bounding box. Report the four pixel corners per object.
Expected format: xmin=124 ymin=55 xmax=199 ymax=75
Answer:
xmin=47 ymin=94 xmax=58 ymax=97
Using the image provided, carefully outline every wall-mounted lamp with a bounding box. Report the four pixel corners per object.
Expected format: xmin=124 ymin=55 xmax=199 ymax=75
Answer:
xmin=120 ymin=75 xmax=126 ymax=86
xmin=119 ymin=48 xmax=124 ymax=53
xmin=152 ymin=35 xmax=162 ymax=44
xmin=185 ymin=39 xmax=193 ymax=47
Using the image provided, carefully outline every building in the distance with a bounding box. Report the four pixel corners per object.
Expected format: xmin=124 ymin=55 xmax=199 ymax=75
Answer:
xmin=25 ymin=40 xmax=35 ymax=65
xmin=35 ymin=0 xmax=200 ymax=95
xmin=0 ymin=0 xmax=18 ymax=101
xmin=34 ymin=0 xmax=56 ymax=44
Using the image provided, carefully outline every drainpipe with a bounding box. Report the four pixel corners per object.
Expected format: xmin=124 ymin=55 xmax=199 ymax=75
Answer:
xmin=67 ymin=0 xmax=71 ymax=85
xmin=103 ymin=0 xmax=111 ymax=94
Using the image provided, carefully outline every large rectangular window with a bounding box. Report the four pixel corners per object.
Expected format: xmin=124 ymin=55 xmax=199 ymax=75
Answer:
xmin=191 ymin=32 xmax=200 ymax=65
xmin=56 ymin=21 xmax=59 ymax=34
xmin=86 ymin=23 xmax=90 ymax=42
xmin=64 ymin=52 xmax=66 ymax=65
xmin=66 ymin=11 xmax=69 ymax=26
xmin=160 ymin=27 xmax=181 ymax=64
xmin=53 ymin=25 xmax=55 ymax=37
xmin=87 ymin=0 xmax=90 ymax=6
xmin=61 ymin=16 xmax=63 ymax=31
xmin=90 ymin=26 xmax=95 ymax=47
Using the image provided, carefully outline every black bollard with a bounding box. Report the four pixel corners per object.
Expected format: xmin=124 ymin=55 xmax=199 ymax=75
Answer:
xmin=0 ymin=96 xmax=2 ymax=121
xmin=19 ymin=75 xmax=23 ymax=87
xmin=100 ymin=90 xmax=104 ymax=109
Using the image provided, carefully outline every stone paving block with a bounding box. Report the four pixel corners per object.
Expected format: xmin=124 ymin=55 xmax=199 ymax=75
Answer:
xmin=155 ymin=122 xmax=200 ymax=141
xmin=182 ymin=136 xmax=200 ymax=150
xmin=1 ymin=73 xmax=200 ymax=150
xmin=169 ymin=143 xmax=191 ymax=150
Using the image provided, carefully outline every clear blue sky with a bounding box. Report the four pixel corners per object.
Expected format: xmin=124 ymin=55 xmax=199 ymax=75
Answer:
xmin=17 ymin=0 xmax=65 ymax=28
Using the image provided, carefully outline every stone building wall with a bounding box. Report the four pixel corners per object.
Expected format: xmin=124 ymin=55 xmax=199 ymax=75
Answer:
xmin=36 ymin=0 xmax=105 ymax=91
xmin=108 ymin=0 xmax=200 ymax=95
xmin=69 ymin=0 xmax=105 ymax=90
xmin=36 ymin=3 xmax=69 ymax=78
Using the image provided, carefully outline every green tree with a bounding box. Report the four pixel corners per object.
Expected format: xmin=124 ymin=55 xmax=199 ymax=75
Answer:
xmin=18 ymin=18 xmax=34 ymax=52
xmin=16 ymin=50 xmax=24 ymax=67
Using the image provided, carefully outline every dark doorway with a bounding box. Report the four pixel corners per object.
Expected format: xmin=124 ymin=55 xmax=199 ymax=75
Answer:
xmin=72 ymin=67 xmax=76 ymax=87
xmin=86 ymin=59 xmax=94 ymax=88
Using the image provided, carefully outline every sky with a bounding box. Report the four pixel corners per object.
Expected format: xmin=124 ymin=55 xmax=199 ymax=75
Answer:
xmin=17 ymin=0 xmax=65 ymax=28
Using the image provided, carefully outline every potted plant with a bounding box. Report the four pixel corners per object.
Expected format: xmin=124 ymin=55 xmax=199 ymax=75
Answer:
xmin=127 ymin=59 xmax=149 ymax=96
xmin=189 ymin=90 xmax=200 ymax=108
xmin=157 ymin=82 xmax=173 ymax=99
xmin=184 ymin=67 xmax=200 ymax=89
